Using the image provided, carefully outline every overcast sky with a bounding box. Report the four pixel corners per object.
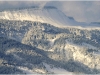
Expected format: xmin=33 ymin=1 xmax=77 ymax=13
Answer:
xmin=0 ymin=1 xmax=100 ymax=23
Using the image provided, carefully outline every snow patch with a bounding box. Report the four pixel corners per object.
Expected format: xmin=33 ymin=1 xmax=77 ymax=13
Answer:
xmin=34 ymin=68 xmax=45 ymax=74
xmin=82 ymin=43 xmax=97 ymax=50
xmin=17 ymin=66 xmax=46 ymax=74
xmin=17 ymin=66 xmax=36 ymax=74
xmin=43 ymin=62 xmax=73 ymax=74
xmin=13 ymin=54 xmax=22 ymax=60
xmin=48 ymin=38 xmax=57 ymax=52
xmin=49 ymin=38 xmax=56 ymax=47
xmin=6 ymin=48 xmax=16 ymax=54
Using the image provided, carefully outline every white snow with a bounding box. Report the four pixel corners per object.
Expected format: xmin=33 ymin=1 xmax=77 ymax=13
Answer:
xmin=0 ymin=7 xmax=100 ymax=29
xmin=17 ymin=66 xmax=36 ymax=74
xmin=48 ymin=38 xmax=57 ymax=52
xmin=82 ymin=43 xmax=98 ymax=50
xmin=93 ymin=52 xmax=100 ymax=56
xmin=65 ymin=39 xmax=100 ymax=69
xmin=43 ymin=62 xmax=73 ymax=74
xmin=0 ymin=8 xmax=89 ymax=28
xmin=34 ymin=68 xmax=45 ymax=74
xmin=48 ymin=49 xmax=54 ymax=52
xmin=49 ymin=38 xmax=56 ymax=47
xmin=13 ymin=54 xmax=22 ymax=60
xmin=66 ymin=39 xmax=98 ymax=50
xmin=6 ymin=48 xmax=16 ymax=54
xmin=17 ymin=66 xmax=46 ymax=74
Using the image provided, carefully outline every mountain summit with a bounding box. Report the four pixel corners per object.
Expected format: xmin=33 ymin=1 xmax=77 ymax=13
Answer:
xmin=0 ymin=6 xmax=87 ymax=27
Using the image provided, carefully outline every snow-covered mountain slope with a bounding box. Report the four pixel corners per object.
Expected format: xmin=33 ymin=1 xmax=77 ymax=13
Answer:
xmin=0 ymin=6 xmax=88 ymax=27
xmin=1 ymin=20 xmax=100 ymax=74
xmin=43 ymin=62 xmax=74 ymax=74
xmin=0 ymin=5 xmax=100 ymax=74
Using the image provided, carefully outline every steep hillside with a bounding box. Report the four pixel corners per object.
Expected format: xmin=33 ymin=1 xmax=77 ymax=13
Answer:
xmin=0 ymin=6 xmax=88 ymax=27
xmin=0 ymin=20 xmax=100 ymax=74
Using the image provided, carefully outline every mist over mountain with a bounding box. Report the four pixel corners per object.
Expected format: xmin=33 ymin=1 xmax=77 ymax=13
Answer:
xmin=0 ymin=6 xmax=88 ymax=27
xmin=0 ymin=1 xmax=100 ymax=74
xmin=0 ymin=1 xmax=100 ymax=23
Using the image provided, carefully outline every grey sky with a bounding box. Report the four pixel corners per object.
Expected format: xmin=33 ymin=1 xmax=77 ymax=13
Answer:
xmin=0 ymin=1 xmax=100 ymax=23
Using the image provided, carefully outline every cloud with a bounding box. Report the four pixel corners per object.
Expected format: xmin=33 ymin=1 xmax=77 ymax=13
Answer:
xmin=0 ymin=1 xmax=48 ymax=10
xmin=0 ymin=1 xmax=100 ymax=23
xmin=46 ymin=1 xmax=100 ymax=23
